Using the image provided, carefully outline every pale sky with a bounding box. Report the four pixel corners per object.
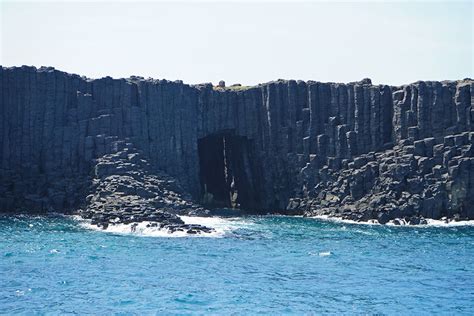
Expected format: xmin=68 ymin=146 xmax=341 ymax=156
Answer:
xmin=1 ymin=1 xmax=473 ymax=86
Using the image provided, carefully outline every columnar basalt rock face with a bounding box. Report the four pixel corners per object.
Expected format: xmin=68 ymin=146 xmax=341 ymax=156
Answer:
xmin=0 ymin=66 xmax=473 ymax=224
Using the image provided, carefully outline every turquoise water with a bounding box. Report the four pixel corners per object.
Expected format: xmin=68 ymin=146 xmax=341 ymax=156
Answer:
xmin=1 ymin=215 xmax=474 ymax=314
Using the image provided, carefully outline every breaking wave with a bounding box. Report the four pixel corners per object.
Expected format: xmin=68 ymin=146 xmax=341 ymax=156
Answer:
xmin=76 ymin=215 xmax=252 ymax=238
xmin=311 ymin=215 xmax=474 ymax=227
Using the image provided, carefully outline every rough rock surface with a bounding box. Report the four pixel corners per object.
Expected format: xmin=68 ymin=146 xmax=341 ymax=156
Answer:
xmin=79 ymin=142 xmax=212 ymax=233
xmin=1 ymin=66 xmax=473 ymax=225
xmin=290 ymin=132 xmax=474 ymax=224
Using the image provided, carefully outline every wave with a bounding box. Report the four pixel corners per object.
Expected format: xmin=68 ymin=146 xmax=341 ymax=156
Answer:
xmin=310 ymin=215 xmax=474 ymax=227
xmin=421 ymin=218 xmax=474 ymax=227
xmin=310 ymin=215 xmax=380 ymax=226
xmin=75 ymin=215 xmax=251 ymax=238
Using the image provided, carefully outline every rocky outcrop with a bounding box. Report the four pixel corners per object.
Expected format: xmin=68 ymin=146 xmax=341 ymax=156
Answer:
xmin=80 ymin=141 xmax=212 ymax=233
xmin=0 ymin=66 xmax=472 ymax=225
xmin=291 ymin=132 xmax=474 ymax=224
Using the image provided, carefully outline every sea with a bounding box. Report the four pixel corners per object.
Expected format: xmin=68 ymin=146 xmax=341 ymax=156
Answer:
xmin=1 ymin=214 xmax=474 ymax=314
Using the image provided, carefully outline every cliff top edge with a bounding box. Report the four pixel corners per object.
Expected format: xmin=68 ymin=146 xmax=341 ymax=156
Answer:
xmin=1 ymin=65 xmax=472 ymax=91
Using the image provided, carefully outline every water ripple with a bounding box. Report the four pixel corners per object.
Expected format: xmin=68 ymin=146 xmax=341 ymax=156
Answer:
xmin=0 ymin=215 xmax=473 ymax=314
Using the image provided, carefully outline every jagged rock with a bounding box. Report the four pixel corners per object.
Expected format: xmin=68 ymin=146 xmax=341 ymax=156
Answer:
xmin=76 ymin=143 xmax=213 ymax=232
xmin=304 ymin=132 xmax=474 ymax=223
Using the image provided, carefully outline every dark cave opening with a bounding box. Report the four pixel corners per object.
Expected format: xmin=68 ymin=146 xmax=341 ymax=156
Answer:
xmin=198 ymin=132 xmax=259 ymax=210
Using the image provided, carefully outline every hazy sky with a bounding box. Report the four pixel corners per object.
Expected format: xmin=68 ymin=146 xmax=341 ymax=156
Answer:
xmin=1 ymin=1 xmax=473 ymax=85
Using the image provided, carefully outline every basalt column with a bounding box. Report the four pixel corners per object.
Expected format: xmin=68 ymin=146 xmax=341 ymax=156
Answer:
xmin=1 ymin=66 xmax=472 ymax=218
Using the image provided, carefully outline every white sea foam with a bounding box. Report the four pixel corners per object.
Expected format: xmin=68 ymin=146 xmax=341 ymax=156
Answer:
xmin=423 ymin=218 xmax=474 ymax=227
xmin=311 ymin=214 xmax=474 ymax=227
xmin=386 ymin=218 xmax=474 ymax=227
xmin=76 ymin=215 xmax=251 ymax=238
xmin=311 ymin=215 xmax=380 ymax=226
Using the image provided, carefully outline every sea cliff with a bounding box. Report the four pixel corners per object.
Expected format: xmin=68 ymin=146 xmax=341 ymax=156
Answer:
xmin=1 ymin=66 xmax=473 ymax=227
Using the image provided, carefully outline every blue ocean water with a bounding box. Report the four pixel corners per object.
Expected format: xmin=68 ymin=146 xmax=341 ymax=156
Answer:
xmin=1 ymin=215 xmax=474 ymax=314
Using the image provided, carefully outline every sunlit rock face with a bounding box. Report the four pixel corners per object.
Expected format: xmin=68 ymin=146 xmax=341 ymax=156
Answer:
xmin=0 ymin=66 xmax=473 ymax=223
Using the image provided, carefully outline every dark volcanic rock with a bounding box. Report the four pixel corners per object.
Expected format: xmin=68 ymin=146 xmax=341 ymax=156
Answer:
xmin=0 ymin=66 xmax=473 ymax=225
xmin=301 ymin=132 xmax=474 ymax=223
xmin=80 ymin=143 xmax=213 ymax=233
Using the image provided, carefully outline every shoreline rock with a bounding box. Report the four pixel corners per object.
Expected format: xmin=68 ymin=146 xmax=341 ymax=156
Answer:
xmin=78 ymin=143 xmax=214 ymax=234
xmin=292 ymin=132 xmax=474 ymax=224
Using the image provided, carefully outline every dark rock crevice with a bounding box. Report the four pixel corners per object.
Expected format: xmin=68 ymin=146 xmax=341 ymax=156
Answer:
xmin=198 ymin=131 xmax=260 ymax=211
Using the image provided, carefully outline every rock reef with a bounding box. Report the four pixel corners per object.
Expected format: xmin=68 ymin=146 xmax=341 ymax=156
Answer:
xmin=0 ymin=66 xmax=473 ymax=226
xmin=81 ymin=142 xmax=212 ymax=233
